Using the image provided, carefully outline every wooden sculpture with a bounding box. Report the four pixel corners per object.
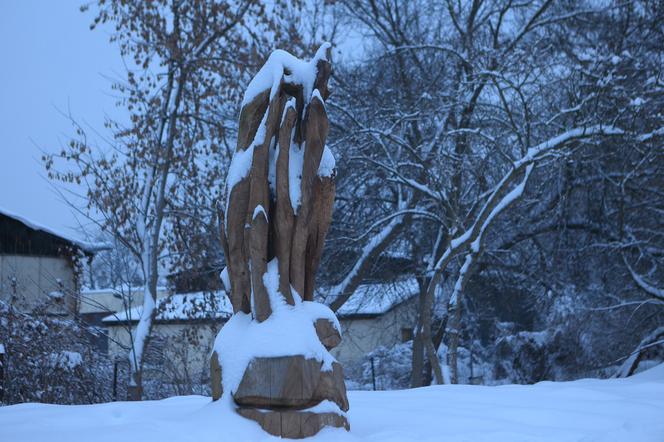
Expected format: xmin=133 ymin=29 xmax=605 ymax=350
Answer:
xmin=211 ymin=44 xmax=349 ymax=439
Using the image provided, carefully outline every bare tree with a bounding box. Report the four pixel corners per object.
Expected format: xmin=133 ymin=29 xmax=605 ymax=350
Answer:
xmin=46 ymin=0 xmax=301 ymax=399
xmin=327 ymin=0 xmax=664 ymax=385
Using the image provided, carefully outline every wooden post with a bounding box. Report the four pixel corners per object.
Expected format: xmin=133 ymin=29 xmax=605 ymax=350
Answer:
xmin=112 ymin=359 xmax=119 ymax=401
xmin=0 ymin=343 xmax=5 ymax=403
xmin=371 ymin=357 xmax=377 ymax=391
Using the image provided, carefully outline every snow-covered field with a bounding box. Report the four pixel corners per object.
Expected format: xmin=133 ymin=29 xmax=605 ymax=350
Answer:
xmin=2 ymin=364 xmax=663 ymax=442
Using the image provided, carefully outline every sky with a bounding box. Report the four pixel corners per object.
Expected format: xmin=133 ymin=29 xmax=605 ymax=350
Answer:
xmin=0 ymin=0 xmax=124 ymax=240
xmin=0 ymin=1 xmax=365 ymax=242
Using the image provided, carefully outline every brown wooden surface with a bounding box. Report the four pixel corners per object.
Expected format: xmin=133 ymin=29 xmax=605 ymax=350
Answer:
xmin=305 ymin=176 xmax=335 ymax=300
xmin=274 ymin=104 xmax=297 ymax=303
xmin=237 ymin=407 xmax=349 ymax=439
xmin=233 ymin=356 xmax=348 ymax=412
xmin=224 ymin=48 xmax=334 ymax=318
xmin=219 ymin=47 xmax=346 ymax=439
xmin=210 ymin=351 xmax=223 ymax=401
xmin=290 ymin=95 xmax=329 ymax=297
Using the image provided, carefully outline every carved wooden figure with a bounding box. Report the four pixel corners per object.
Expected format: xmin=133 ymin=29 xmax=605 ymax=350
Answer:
xmin=212 ymin=45 xmax=349 ymax=438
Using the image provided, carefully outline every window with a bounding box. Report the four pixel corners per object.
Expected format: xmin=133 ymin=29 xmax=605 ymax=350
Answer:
xmin=401 ymin=327 xmax=413 ymax=342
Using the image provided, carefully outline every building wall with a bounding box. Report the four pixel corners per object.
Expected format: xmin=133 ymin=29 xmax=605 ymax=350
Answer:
xmin=104 ymin=297 xmax=418 ymax=385
xmin=0 ymin=254 xmax=76 ymax=315
xmin=332 ymin=298 xmax=418 ymax=370
xmin=107 ymin=321 xmax=223 ymax=385
xmin=80 ymin=287 xmax=171 ymax=354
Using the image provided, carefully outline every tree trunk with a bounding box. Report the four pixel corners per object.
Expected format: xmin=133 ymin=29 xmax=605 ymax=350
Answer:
xmin=447 ymin=303 xmax=462 ymax=384
xmin=410 ymin=280 xmax=427 ymax=387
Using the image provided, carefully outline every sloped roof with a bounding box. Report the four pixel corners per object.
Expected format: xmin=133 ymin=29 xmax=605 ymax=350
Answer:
xmin=81 ymin=285 xmax=168 ymax=296
xmin=324 ymin=278 xmax=420 ymax=318
xmin=79 ymin=285 xmax=169 ymax=315
xmin=102 ymin=290 xmax=233 ymax=324
xmin=0 ymin=206 xmax=109 ymax=253
xmin=102 ymin=278 xmax=420 ymax=324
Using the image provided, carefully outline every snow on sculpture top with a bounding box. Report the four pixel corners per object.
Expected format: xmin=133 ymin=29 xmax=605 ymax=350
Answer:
xmin=241 ymin=43 xmax=332 ymax=107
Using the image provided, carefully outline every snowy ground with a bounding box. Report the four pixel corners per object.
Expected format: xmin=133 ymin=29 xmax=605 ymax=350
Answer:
xmin=2 ymin=365 xmax=663 ymax=442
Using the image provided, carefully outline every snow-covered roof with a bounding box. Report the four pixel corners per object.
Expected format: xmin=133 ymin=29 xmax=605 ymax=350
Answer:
xmin=80 ymin=286 xmax=170 ymax=314
xmin=0 ymin=206 xmax=109 ymax=253
xmin=102 ymin=278 xmax=419 ymax=324
xmin=102 ymin=290 xmax=233 ymax=324
xmin=81 ymin=285 xmax=168 ymax=296
xmin=324 ymin=278 xmax=420 ymax=318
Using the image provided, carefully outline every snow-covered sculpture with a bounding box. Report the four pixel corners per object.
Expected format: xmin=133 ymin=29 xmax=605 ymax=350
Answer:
xmin=211 ymin=44 xmax=349 ymax=438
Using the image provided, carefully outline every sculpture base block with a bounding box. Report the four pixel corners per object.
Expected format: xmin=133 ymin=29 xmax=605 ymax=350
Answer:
xmin=233 ymin=355 xmax=349 ymax=411
xmin=237 ymin=407 xmax=349 ymax=439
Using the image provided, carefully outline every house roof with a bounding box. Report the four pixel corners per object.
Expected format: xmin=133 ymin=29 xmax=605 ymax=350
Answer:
xmin=102 ymin=290 xmax=233 ymax=324
xmin=323 ymin=278 xmax=420 ymax=318
xmin=102 ymin=278 xmax=420 ymax=324
xmin=81 ymin=285 xmax=169 ymax=296
xmin=0 ymin=206 xmax=109 ymax=254
xmin=79 ymin=285 xmax=169 ymax=315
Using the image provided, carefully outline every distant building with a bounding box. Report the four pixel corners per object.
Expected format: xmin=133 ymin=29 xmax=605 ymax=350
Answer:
xmin=0 ymin=207 xmax=106 ymax=316
xmin=100 ymin=278 xmax=420 ymax=380
xmin=166 ymin=265 xmax=224 ymax=294
xmin=79 ymin=285 xmax=170 ymax=352
xmin=325 ymin=278 xmax=420 ymax=369
xmin=102 ymin=290 xmax=230 ymax=387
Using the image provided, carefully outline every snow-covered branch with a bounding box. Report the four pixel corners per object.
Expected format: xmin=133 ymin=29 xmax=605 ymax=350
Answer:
xmin=615 ymin=326 xmax=664 ymax=378
xmin=622 ymin=254 xmax=664 ymax=302
xmin=327 ymin=200 xmax=409 ymax=312
xmin=427 ymin=125 xmax=624 ymax=297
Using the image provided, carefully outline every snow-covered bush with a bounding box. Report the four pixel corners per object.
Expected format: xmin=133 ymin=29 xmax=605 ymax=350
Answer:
xmin=358 ymin=340 xmax=491 ymax=388
xmin=493 ymin=328 xmax=550 ymax=384
xmin=0 ymin=300 xmax=113 ymax=405
xmin=360 ymin=342 xmax=413 ymax=390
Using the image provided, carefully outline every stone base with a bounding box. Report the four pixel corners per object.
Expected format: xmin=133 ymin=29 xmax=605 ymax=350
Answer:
xmin=238 ymin=407 xmax=349 ymax=439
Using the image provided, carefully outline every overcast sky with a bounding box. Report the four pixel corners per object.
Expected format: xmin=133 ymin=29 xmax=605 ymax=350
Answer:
xmin=0 ymin=1 xmax=365 ymax=242
xmin=0 ymin=0 xmax=124 ymax=239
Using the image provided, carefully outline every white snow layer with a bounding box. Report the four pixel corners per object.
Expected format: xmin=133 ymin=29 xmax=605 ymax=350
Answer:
xmin=213 ymin=258 xmax=338 ymax=400
xmin=322 ymin=278 xmax=420 ymax=317
xmin=241 ymin=43 xmax=331 ymax=108
xmin=2 ymin=364 xmax=664 ymax=442
xmin=289 ymin=130 xmax=304 ymax=214
xmin=0 ymin=206 xmax=109 ymax=253
xmin=251 ymin=204 xmax=267 ymax=222
xmin=102 ymin=291 xmax=233 ymax=323
xmin=220 ymin=267 xmax=231 ymax=293
xmin=318 ymin=145 xmax=336 ymax=177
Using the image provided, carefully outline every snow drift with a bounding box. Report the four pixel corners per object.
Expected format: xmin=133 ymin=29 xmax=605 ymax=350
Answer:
xmin=1 ymin=364 xmax=663 ymax=442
